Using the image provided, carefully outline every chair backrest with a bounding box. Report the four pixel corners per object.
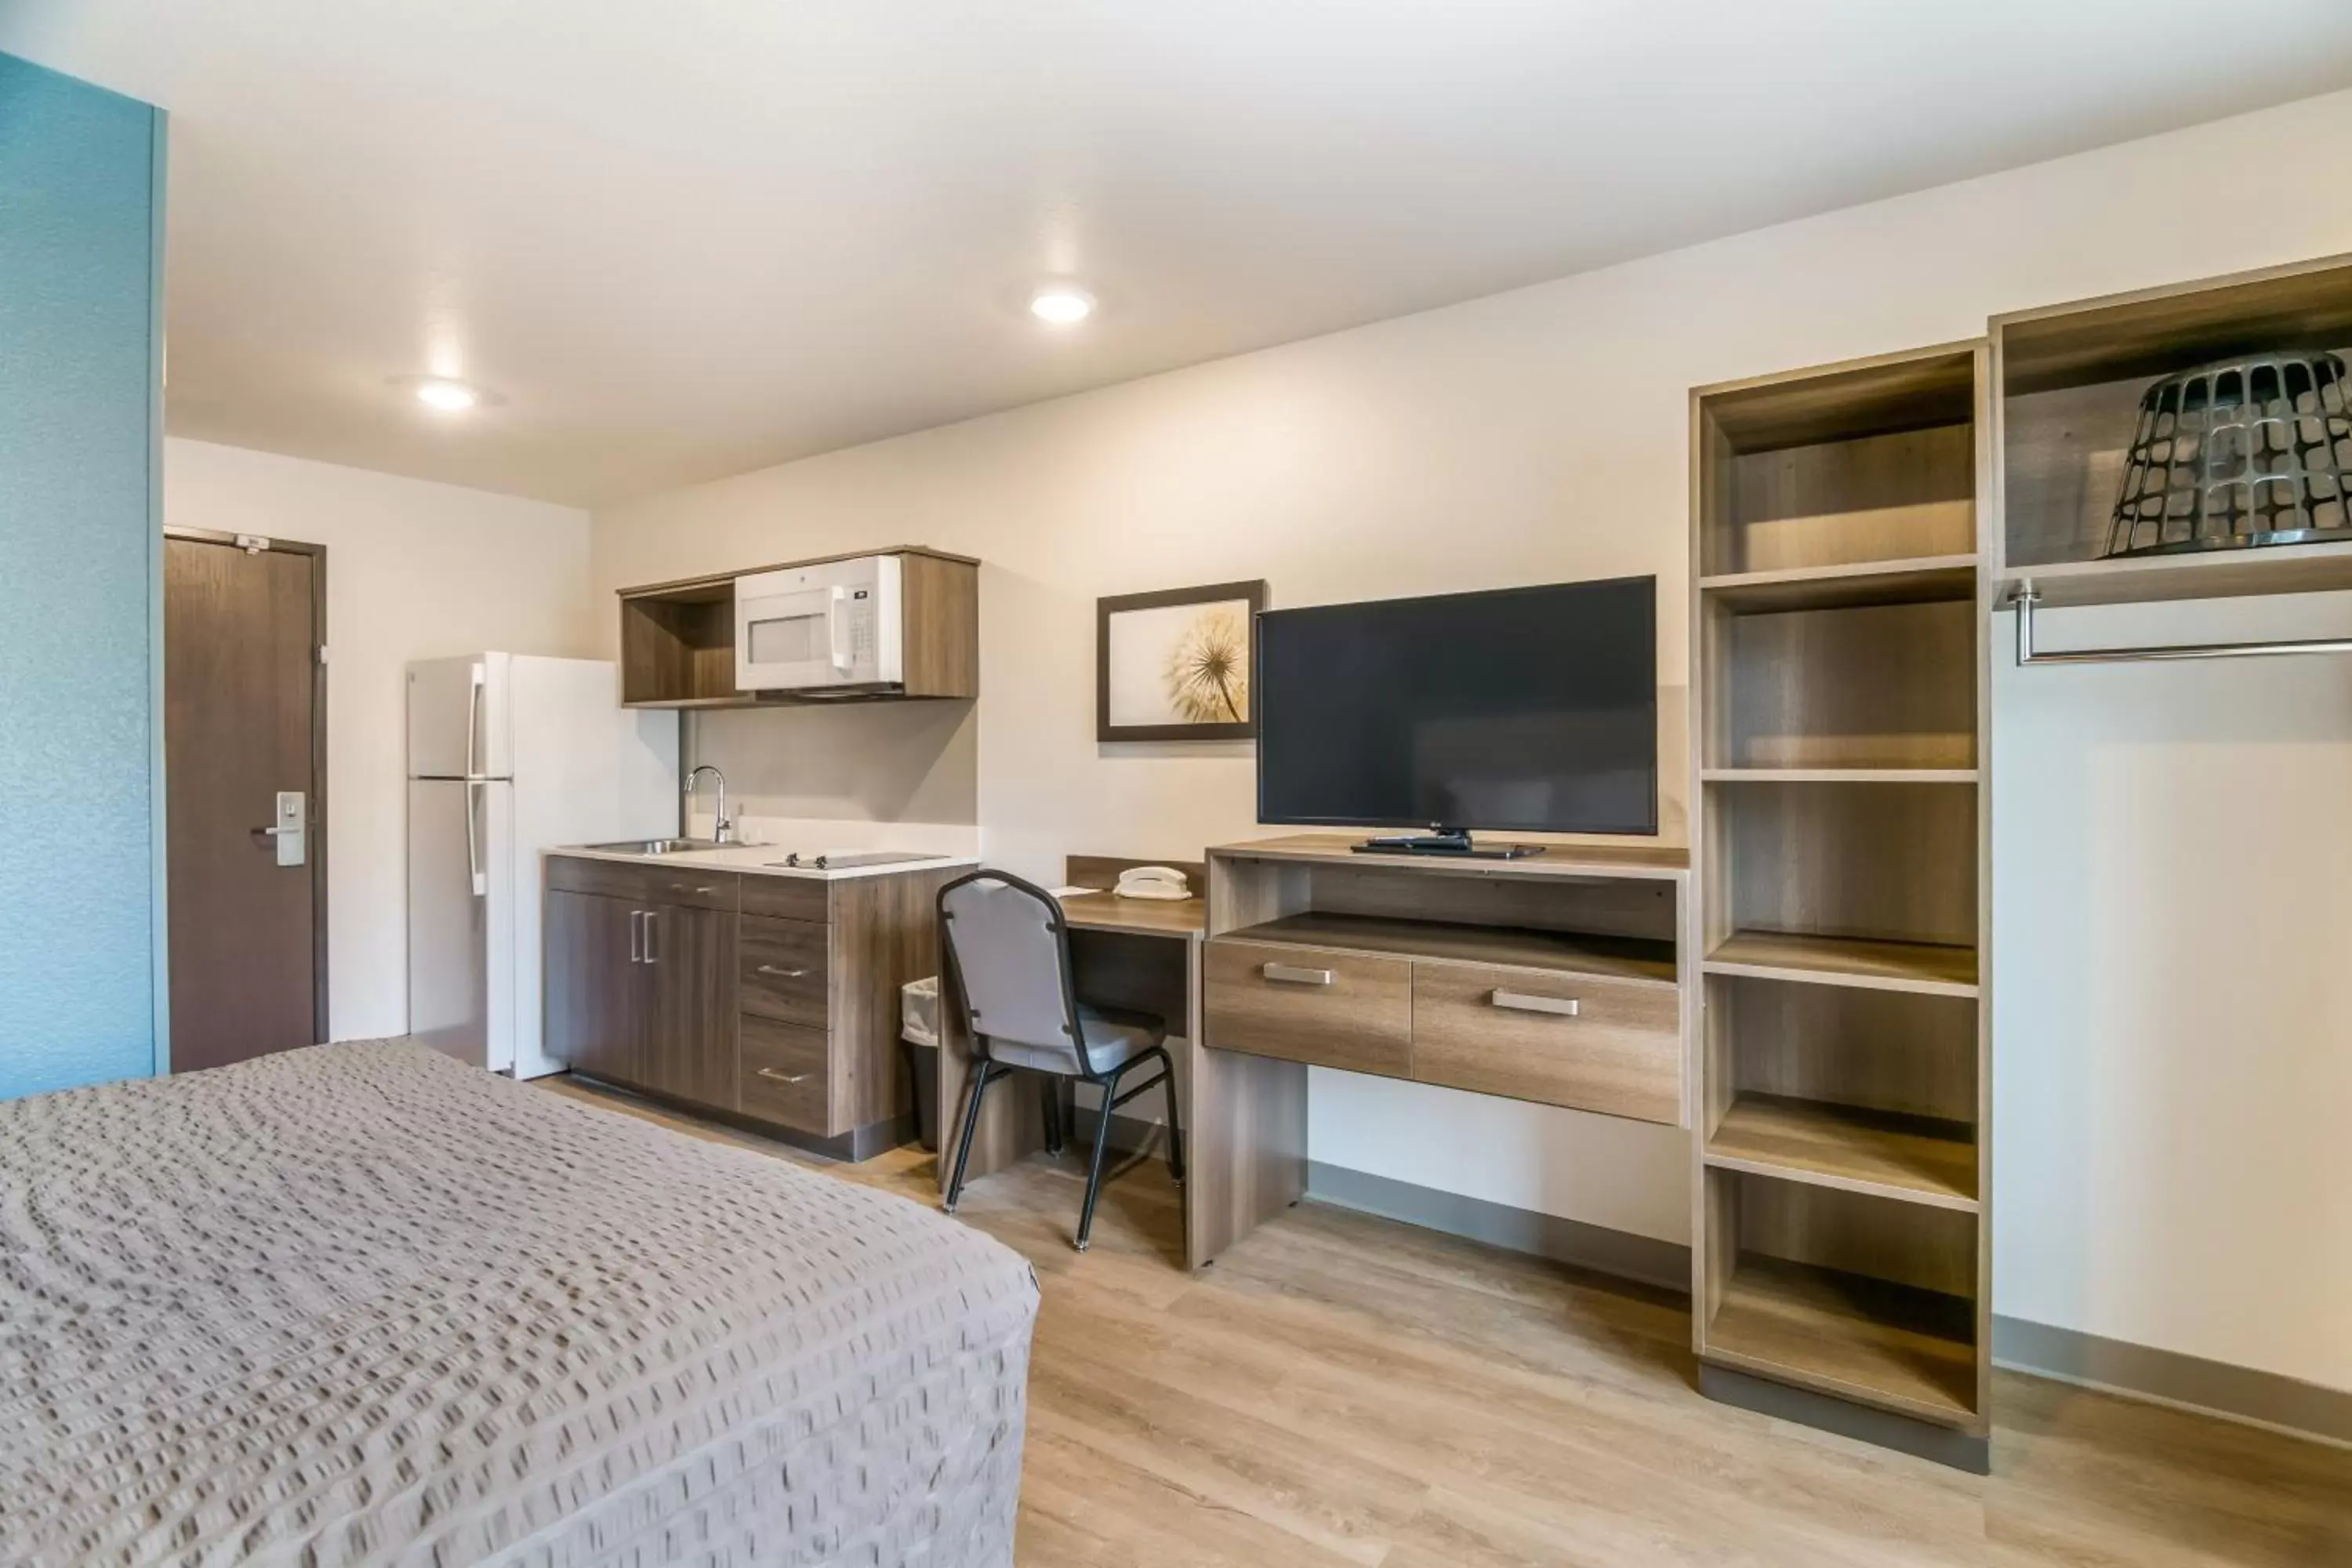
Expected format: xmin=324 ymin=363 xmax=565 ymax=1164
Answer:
xmin=938 ymin=871 xmax=1083 ymax=1073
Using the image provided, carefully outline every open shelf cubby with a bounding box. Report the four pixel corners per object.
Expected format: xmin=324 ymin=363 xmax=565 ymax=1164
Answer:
xmin=1702 ymin=1168 xmax=1981 ymax=1425
xmin=1995 ymin=252 xmax=2352 ymax=604
xmin=1691 ymin=340 xmax=1991 ymax=1454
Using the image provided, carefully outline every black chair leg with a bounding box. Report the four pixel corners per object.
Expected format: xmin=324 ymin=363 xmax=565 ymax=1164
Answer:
xmin=1041 ymin=1076 xmax=1065 ymax=1156
xmin=943 ymin=1062 xmax=995 ymax=1214
xmin=1074 ymin=1065 xmax=1122 ymax=1252
xmin=1156 ymin=1048 xmax=1185 ymax=1183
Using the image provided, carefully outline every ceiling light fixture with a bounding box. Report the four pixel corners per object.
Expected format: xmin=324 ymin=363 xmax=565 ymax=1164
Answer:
xmin=1029 ymin=285 xmax=1096 ymax=326
xmin=412 ymin=377 xmax=481 ymax=412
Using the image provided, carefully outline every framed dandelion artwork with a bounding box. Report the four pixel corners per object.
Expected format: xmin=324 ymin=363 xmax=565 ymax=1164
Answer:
xmin=1095 ymin=580 xmax=1265 ymax=742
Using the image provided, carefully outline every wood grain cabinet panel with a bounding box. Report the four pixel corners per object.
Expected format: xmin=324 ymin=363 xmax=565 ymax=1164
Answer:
xmin=545 ymin=890 xmax=645 ymax=1089
xmin=641 ymin=904 xmax=738 ymax=1107
xmin=739 ymin=874 xmax=830 ymax=923
xmin=739 ymin=916 xmax=830 ymax=1027
xmin=548 ymin=856 xmax=740 ymax=914
xmin=1204 ymin=938 xmax=1411 ymax=1077
xmin=1410 ymin=960 xmax=1682 ymax=1124
xmin=739 ymin=1014 xmax=833 ymax=1134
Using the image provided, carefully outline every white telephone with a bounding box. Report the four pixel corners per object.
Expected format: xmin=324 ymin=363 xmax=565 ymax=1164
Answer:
xmin=1114 ymin=866 xmax=1193 ymax=902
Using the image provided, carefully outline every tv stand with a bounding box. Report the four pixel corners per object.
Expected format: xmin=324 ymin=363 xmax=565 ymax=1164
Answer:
xmin=1353 ymin=827 xmax=1547 ymax=860
xmin=1196 ymin=834 xmax=1696 ymax=1274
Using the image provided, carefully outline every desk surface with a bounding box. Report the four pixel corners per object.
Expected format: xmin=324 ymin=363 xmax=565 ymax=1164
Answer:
xmin=1057 ymin=890 xmax=1207 ymax=938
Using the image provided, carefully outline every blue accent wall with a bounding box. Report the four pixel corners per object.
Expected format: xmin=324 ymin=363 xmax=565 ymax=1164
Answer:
xmin=0 ymin=54 xmax=164 ymax=1098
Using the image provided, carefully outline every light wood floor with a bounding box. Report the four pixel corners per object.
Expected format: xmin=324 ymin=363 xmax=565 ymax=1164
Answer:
xmin=542 ymin=1079 xmax=2350 ymax=1567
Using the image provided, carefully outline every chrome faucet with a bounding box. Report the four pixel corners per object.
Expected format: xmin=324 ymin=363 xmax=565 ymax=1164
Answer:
xmin=684 ymin=764 xmax=733 ymax=844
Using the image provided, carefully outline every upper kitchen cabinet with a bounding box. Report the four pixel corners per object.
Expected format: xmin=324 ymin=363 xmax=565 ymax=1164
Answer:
xmin=618 ymin=546 xmax=978 ymax=708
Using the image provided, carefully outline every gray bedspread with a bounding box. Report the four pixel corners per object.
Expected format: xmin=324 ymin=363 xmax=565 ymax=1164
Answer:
xmin=0 ymin=1043 xmax=1036 ymax=1567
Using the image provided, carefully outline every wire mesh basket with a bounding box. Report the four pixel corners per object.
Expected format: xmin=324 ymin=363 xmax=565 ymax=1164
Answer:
xmin=2104 ymin=350 xmax=2352 ymax=557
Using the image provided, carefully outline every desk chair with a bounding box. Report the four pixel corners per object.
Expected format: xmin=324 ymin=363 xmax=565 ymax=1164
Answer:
xmin=938 ymin=869 xmax=1185 ymax=1250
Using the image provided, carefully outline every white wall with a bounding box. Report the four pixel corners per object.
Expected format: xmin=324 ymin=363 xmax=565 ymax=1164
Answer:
xmin=593 ymin=89 xmax=2352 ymax=1388
xmin=165 ymin=438 xmax=598 ymax=1040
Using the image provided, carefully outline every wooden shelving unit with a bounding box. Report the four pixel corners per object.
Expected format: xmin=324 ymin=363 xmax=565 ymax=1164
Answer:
xmin=1994 ymin=252 xmax=2352 ymax=609
xmin=1690 ymin=341 xmax=1992 ymax=1469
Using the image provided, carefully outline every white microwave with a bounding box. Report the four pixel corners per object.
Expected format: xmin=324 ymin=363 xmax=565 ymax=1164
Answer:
xmin=735 ymin=554 xmax=905 ymax=693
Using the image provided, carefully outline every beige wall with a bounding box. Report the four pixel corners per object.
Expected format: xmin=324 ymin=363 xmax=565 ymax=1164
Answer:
xmin=595 ymin=89 xmax=2352 ymax=1388
xmin=165 ymin=437 xmax=599 ymax=1040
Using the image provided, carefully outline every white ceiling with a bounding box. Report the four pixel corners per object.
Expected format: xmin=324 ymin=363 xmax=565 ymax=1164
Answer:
xmin=9 ymin=2 xmax=2352 ymax=507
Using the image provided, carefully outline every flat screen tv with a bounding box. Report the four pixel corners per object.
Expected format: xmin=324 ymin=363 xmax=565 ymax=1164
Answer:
xmin=1255 ymin=575 xmax=1657 ymax=837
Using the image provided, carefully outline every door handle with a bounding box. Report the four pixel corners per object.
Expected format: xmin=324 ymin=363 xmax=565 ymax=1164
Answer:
xmin=755 ymin=1065 xmax=814 ymax=1085
xmin=252 ymin=791 xmax=307 ymax=866
xmin=464 ymin=779 xmax=486 ymax=896
xmin=1261 ymin=963 xmax=1333 ymax=986
xmin=629 ymin=909 xmax=644 ymax=964
xmin=643 ymin=909 xmax=659 ymax=965
xmin=1491 ymin=990 xmax=1581 ymax=1018
xmin=465 ymin=662 xmax=485 ymax=781
xmin=671 ymin=883 xmax=718 ymax=895
xmin=756 ymin=964 xmax=809 ymax=978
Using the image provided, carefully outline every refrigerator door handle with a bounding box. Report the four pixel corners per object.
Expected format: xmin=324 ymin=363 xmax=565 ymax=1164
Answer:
xmin=466 ymin=779 xmax=486 ymax=896
xmin=465 ymin=662 xmax=485 ymax=781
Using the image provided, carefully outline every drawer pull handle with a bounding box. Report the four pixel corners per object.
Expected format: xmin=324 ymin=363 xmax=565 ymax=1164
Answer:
xmin=674 ymin=883 xmax=718 ymax=895
xmin=1261 ymin=963 xmax=1334 ymax=986
xmin=1491 ymin=989 xmax=1579 ymax=1018
xmin=755 ymin=1066 xmax=815 ymax=1085
xmin=756 ymin=964 xmax=811 ymax=978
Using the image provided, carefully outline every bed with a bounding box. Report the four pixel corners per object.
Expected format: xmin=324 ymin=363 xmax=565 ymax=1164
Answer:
xmin=0 ymin=1042 xmax=1036 ymax=1567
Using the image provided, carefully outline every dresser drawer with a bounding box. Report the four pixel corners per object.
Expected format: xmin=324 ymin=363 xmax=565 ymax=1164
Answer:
xmin=738 ymin=1014 xmax=833 ymax=1134
xmin=546 ymin=855 xmax=739 ymax=913
xmin=739 ymin=916 xmax=830 ymax=1026
xmin=1410 ymin=961 xmax=1682 ymax=1124
xmin=1203 ymin=938 xmax=1411 ymax=1076
xmin=739 ymin=873 xmax=832 ymax=924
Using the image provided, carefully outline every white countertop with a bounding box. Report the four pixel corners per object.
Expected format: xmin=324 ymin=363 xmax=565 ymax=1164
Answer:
xmin=548 ymin=843 xmax=979 ymax=882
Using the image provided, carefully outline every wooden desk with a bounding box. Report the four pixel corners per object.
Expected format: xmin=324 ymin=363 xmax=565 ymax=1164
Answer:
xmin=935 ymin=858 xmax=1209 ymax=1261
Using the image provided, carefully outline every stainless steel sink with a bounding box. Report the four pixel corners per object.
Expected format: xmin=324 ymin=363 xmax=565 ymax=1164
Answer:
xmin=583 ymin=838 xmax=724 ymax=855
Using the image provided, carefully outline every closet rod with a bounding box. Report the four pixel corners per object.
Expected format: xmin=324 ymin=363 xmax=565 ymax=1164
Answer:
xmin=2011 ymin=584 xmax=2352 ymax=666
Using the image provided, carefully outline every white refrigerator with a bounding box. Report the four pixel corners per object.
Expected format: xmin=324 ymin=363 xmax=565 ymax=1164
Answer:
xmin=407 ymin=653 xmax=678 ymax=1078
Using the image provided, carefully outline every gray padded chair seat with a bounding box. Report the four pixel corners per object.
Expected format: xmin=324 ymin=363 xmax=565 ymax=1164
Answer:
xmin=986 ymin=1002 xmax=1162 ymax=1076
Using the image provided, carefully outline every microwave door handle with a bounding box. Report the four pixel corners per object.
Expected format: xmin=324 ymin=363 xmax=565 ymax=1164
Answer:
xmin=829 ymin=585 xmax=852 ymax=673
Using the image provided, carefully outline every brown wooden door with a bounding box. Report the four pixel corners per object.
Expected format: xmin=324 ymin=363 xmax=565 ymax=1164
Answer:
xmin=643 ymin=903 xmax=737 ymax=1107
xmin=545 ymin=890 xmax=646 ymax=1087
xmin=165 ymin=533 xmax=324 ymax=1073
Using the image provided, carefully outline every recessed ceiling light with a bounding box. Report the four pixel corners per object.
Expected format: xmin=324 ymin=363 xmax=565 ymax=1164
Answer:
xmin=1029 ymin=285 xmax=1095 ymax=326
xmin=413 ymin=377 xmax=480 ymax=412
xmin=388 ymin=373 xmax=501 ymax=412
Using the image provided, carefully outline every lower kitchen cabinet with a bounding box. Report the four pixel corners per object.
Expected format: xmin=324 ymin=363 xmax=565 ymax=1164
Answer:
xmin=544 ymin=855 xmax=956 ymax=1158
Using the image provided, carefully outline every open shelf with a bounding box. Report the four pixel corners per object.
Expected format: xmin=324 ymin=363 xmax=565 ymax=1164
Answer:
xmin=1699 ymin=555 xmax=1978 ymax=614
xmin=1706 ymin=1094 xmax=1976 ymax=1210
xmin=1705 ymin=930 xmax=1978 ymax=997
xmin=1705 ymin=1256 xmax=1979 ymax=1425
xmin=1704 ymin=597 xmax=1976 ymax=771
xmin=2002 ymin=540 xmax=2352 ymax=609
xmin=619 ymin=579 xmax=739 ymax=707
xmin=1996 ymin=253 xmax=2352 ymax=581
xmin=1701 ymin=768 xmax=1977 ymax=784
xmin=1220 ymin=910 xmax=1676 ymax=985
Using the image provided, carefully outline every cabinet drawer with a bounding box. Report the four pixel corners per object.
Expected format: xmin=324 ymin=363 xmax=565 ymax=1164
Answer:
xmin=740 ymin=916 xmax=830 ymax=1026
xmin=547 ymin=855 xmax=739 ymax=913
xmin=738 ymin=1014 xmax=833 ymax=1134
xmin=1410 ymin=961 xmax=1682 ymax=1124
xmin=1204 ymin=938 xmax=1411 ymax=1076
xmin=739 ymin=873 xmax=831 ymax=923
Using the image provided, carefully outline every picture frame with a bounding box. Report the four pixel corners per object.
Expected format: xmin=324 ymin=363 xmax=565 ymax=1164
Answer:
xmin=1095 ymin=579 xmax=1266 ymax=742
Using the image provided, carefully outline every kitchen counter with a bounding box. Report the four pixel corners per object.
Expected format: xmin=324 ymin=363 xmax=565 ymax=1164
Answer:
xmin=546 ymin=843 xmax=979 ymax=882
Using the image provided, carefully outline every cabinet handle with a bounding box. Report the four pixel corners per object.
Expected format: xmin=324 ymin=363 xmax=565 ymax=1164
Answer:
xmin=757 ymin=964 xmax=810 ymax=978
xmin=629 ymin=909 xmax=643 ymax=964
xmin=755 ymin=1066 xmax=814 ymax=1085
xmin=1491 ymin=989 xmax=1579 ymax=1018
xmin=1261 ymin=963 xmax=1333 ymax=986
xmin=644 ymin=910 xmax=659 ymax=965
xmin=673 ymin=883 xmax=717 ymax=895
